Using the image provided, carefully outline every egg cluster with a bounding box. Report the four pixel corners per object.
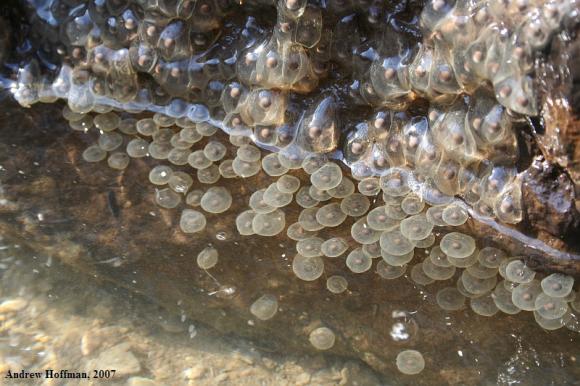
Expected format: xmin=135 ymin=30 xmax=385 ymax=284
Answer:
xmin=8 ymin=0 xmax=580 ymax=374
xmin=343 ymin=88 xmax=522 ymax=223
xmin=62 ymin=81 xmax=576 ymax=343
xmin=361 ymin=0 xmax=579 ymax=115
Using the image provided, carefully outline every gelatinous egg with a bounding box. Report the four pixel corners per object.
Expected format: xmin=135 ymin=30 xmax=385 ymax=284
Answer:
xmin=346 ymin=248 xmax=373 ymax=273
xmin=436 ymin=287 xmax=466 ymax=311
xmin=311 ymin=162 xmax=343 ymax=190
xmin=470 ymin=295 xmax=499 ymax=317
xmin=309 ymin=327 xmax=336 ymax=350
xmin=82 ymin=145 xmax=107 ymax=162
xmin=380 ymin=229 xmax=416 ymax=256
xmin=197 ymin=246 xmax=219 ymax=269
xmin=400 ymin=214 xmax=434 ymax=240
xmin=511 ymin=280 xmax=542 ymax=311
xmin=401 ymin=194 xmax=425 ymax=215
xmin=155 ymin=188 xmax=181 ymax=209
xmin=504 ymin=260 xmax=535 ymax=284
xmin=396 ymin=350 xmax=425 ymax=375
xmin=292 ymin=254 xmax=324 ymax=281
xmin=492 ymin=283 xmax=521 ymax=315
xmin=541 ymin=273 xmax=574 ymax=298
xmin=440 ymin=232 xmax=476 ymax=259
xmin=410 ymin=263 xmax=435 ymax=285
xmin=340 ymin=193 xmax=371 ymax=217
xmin=250 ymin=294 xmax=278 ymax=321
xmin=252 ymin=209 xmax=286 ymax=236
xmin=276 ymin=175 xmax=301 ymax=193
xmin=326 ymin=275 xmax=348 ymax=294
xmin=442 ymin=203 xmax=469 ymax=226
xmin=200 ymin=186 xmax=232 ymax=213
xmin=321 ymin=237 xmax=349 ymax=257
xmin=534 ymin=293 xmax=569 ymax=320
xmin=296 ymin=237 xmax=324 ymax=257
xmin=376 ymin=260 xmax=407 ymax=280
xmin=236 ymin=210 xmax=257 ymax=236
xmin=180 ymin=209 xmax=207 ymax=233
xmin=316 ymin=203 xmax=347 ymax=227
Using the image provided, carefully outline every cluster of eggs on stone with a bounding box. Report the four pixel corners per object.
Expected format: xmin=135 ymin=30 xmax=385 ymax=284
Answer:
xmin=14 ymin=0 xmax=580 ymax=377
